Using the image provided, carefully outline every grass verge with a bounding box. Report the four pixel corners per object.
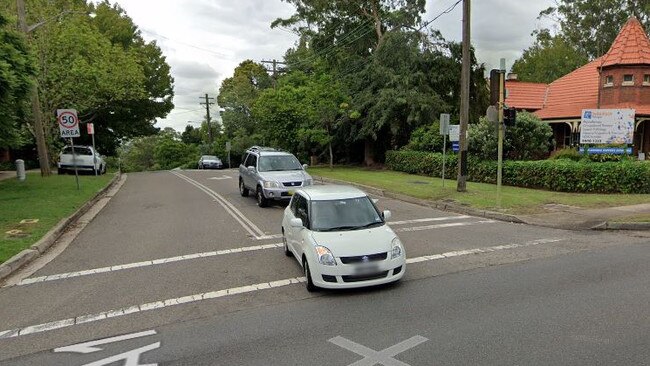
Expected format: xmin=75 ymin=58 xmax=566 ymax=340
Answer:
xmin=0 ymin=172 xmax=114 ymax=264
xmin=609 ymin=214 xmax=650 ymax=223
xmin=309 ymin=166 xmax=650 ymax=215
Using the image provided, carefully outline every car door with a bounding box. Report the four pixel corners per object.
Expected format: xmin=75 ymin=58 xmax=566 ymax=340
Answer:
xmin=244 ymin=154 xmax=258 ymax=189
xmin=284 ymin=195 xmax=299 ymax=256
xmin=239 ymin=153 xmax=250 ymax=186
xmin=293 ymin=194 xmax=310 ymax=262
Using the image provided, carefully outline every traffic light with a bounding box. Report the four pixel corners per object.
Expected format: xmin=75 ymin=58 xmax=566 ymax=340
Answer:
xmin=489 ymin=69 xmax=503 ymax=106
xmin=504 ymin=107 xmax=517 ymax=126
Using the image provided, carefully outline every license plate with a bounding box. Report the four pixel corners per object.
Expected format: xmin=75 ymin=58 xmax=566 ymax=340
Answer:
xmin=287 ymin=190 xmax=295 ymax=196
xmin=355 ymin=264 xmax=379 ymax=274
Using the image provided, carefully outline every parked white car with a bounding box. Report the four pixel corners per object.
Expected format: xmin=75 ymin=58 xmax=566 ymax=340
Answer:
xmin=57 ymin=145 xmax=106 ymax=175
xmin=281 ymin=185 xmax=405 ymax=291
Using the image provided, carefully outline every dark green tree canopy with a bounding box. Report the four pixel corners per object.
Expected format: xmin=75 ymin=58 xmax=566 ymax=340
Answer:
xmin=512 ymin=33 xmax=589 ymax=83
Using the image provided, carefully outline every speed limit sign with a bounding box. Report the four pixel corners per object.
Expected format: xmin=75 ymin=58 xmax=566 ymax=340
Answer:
xmin=57 ymin=109 xmax=80 ymax=138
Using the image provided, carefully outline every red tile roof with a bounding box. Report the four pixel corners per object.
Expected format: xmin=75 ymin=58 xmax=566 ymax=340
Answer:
xmin=601 ymin=17 xmax=650 ymax=67
xmin=505 ymin=81 xmax=547 ymax=110
xmin=534 ymin=58 xmax=602 ymax=120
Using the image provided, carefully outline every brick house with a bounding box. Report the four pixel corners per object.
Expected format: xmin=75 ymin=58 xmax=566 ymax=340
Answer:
xmin=505 ymin=17 xmax=650 ymax=155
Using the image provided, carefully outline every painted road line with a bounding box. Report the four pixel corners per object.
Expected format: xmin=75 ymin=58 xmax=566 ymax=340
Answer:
xmin=54 ymin=330 xmax=157 ymax=353
xmin=0 ymin=238 xmax=564 ymax=340
xmin=256 ymin=217 xmax=481 ymax=240
xmin=390 ymin=215 xmax=472 ymax=225
xmin=15 ymin=243 xmax=282 ymax=287
xmin=329 ymin=335 xmax=428 ymax=366
xmin=395 ymin=220 xmax=495 ymax=233
xmin=0 ymin=277 xmax=308 ymax=340
xmin=171 ymin=171 xmax=266 ymax=238
xmin=404 ymin=238 xmax=563 ymax=264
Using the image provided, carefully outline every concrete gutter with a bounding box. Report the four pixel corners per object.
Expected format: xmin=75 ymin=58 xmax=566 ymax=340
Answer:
xmin=313 ymin=175 xmax=523 ymax=224
xmin=592 ymin=222 xmax=650 ymax=231
xmin=0 ymin=173 xmax=124 ymax=283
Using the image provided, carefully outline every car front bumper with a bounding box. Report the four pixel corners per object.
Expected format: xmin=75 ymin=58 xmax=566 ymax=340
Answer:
xmin=262 ymin=187 xmax=297 ymax=201
xmin=202 ymin=163 xmax=223 ymax=169
xmin=310 ymin=257 xmax=406 ymax=289
xmin=58 ymin=164 xmax=96 ymax=171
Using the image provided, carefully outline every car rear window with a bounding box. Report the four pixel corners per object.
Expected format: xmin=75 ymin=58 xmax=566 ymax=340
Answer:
xmin=62 ymin=147 xmax=93 ymax=155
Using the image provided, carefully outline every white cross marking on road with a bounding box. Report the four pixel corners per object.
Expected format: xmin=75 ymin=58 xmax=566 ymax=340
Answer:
xmin=54 ymin=330 xmax=157 ymax=354
xmin=207 ymin=175 xmax=231 ymax=180
xmin=329 ymin=335 xmax=428 ymax=366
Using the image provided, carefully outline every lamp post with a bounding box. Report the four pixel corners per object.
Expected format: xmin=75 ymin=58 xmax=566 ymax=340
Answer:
xmin=16 ymin=0 xmax=94 ymax=177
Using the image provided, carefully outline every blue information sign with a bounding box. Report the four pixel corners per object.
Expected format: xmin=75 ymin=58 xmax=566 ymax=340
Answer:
xmin=579 ymin=147 xmax=632 ymax=155
xmin=452 ymin=142 xmax=459 ymax=153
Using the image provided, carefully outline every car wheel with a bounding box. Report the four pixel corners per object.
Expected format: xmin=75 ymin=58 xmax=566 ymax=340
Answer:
xmin=198 ymin=164 xmax=203 ymax=170
xmin=304 ymin=259 xmax=317 ymax=292
xmin=283 ymin=231 xmax=292 ymax=257
xmin=239 ymin=179 xmax=249 ymax=197
xmin=256 ymin=186 xmax=269 ymax=208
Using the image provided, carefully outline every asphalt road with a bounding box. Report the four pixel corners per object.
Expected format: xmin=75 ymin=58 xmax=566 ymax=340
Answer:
xmin=0 ymin=169 xmax=648 ymax=365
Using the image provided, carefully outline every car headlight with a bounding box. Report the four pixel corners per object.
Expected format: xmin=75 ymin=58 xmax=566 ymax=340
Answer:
xmin=391 ymin=237 xmax=403 ymax=259
xmin=303 ymin=179 xmax=313 ymax=186
xmin=263 ymin=181 xmax=281 ymax=188
xmin=315 ymin=246 xmax=337 ymax=266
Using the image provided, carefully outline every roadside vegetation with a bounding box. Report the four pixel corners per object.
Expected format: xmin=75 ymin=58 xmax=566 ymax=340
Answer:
xmin=0 ymin=173 xmax=114 ymax=264
xmin=309 ymin=167 xmax=650 ymax=215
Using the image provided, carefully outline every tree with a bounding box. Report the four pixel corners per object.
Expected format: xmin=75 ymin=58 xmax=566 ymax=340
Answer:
xmin=538 ymin=0 xmax=650 ymax=59
xmin=512 ymin=33 xmax=588 ymax=83
xmin=0 ymin=10 xmax=35 ymax=148
xmin=181 ymin=125 xmax=202 ymax=145
xmin=217 ymin=60 xmax=272 ymax=137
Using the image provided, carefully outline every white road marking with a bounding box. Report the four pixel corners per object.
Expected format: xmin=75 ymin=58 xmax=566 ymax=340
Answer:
xmin=329 ymin=335 xmax=428 ymax=366
xmin=15 ymin=243 xmax=282 ymax=287
xmin=171 ymin=171 xmax=266 ymax=237
xmin=405 ymin=238 xmax=563 ymax=264
xmin=389 ymin=215 xmax=471 ymax=225
xmin=81 ymin=342 xmax=160 ymax=366
xmin=395 ymin=220 xmax=495 ymax=232
xmin=0 ymin=238 xmax=564 ymax=340
xmin=54 ymin=330 xmax=157 ymax=354
xmin=207 ymin=175 xmax=232 ymax=180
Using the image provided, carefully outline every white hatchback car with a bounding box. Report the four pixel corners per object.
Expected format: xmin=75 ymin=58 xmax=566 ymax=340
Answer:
xmin=281 ymin=185 xmax=405 ymax=291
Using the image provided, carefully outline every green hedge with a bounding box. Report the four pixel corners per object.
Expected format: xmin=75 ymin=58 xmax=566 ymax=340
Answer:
xmin=385 ymin=150 xmax=650 ymax=193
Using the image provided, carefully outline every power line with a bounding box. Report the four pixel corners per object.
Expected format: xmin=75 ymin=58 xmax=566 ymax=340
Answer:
xmin=140 ymin=29 xmax=231 ymax=58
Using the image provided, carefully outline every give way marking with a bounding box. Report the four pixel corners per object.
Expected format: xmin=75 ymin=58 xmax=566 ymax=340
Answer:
xmin=54 ymin=329 xmax=159 ymax=366
xmin=329 ymin=335 xmax=428 ymax=366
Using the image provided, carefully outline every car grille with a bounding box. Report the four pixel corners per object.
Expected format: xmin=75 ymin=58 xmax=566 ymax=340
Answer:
xmin=283 ymin=181 xmax=302 ymax=187
xmin=342 ymin=271 xmax=389 ymax=283
xmin=340 ymin=252 xmax=387 ymax=264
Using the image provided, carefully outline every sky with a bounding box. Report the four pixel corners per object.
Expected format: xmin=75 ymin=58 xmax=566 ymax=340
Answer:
xmin=100 ymin=0 xmax=555 ymax=131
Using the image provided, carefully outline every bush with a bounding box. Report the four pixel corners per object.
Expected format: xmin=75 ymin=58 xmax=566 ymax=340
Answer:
xmin=469 ymin=112 xmax=552 ymax=161
xmin=404 ymin=122 xmax=446 ymax=152
xmin=550 ymin=148 xmax=582 ymax=161
xmin=386 ymin=150 xmax=650 ymax=193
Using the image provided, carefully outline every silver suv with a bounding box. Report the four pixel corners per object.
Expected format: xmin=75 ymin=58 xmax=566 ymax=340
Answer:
xmin=239 ymin=147 xmax=313 ymax=207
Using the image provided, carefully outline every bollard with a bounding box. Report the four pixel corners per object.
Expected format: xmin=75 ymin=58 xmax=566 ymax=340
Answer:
xmin=16 ymin=159 xmax=26 ymax=182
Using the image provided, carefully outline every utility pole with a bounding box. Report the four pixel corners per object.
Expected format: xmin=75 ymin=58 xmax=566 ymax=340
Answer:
xmin=17 ymin=0 xmax=51 ymax=176
xmin=457 ymin=0 xmax=471 ymax=192
xmin=261 ymin=59 xmax=287 ymax=88
xmin=497 ymin=58 xmax=506 ymax=208
xmin=199 ymin=94 xmax=215 ymax=144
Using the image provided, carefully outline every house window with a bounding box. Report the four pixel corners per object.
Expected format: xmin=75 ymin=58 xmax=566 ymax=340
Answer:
xmin=622 ymin=74 xmax=634 ymax=86
xmin=644 ymin=74 xmax=650 ymax=86
xmin=604 ymin=75 xmax=614 ymax=87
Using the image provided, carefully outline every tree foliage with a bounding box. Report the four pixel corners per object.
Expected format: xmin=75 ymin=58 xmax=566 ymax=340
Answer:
xmin=0 ymin=11 xmax=35 ymax=148
xmin=512 ymin=33 xmax=588 ymax=83
xmin=538 ymin=0 xmax=650 ymax=59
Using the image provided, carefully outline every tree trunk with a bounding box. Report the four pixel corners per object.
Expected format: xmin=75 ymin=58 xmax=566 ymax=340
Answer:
xmin=364 ymin=139 xmax=375 ymax=166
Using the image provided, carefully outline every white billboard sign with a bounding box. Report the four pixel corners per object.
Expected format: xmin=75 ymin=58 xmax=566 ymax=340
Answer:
xmin=580 ymin=109 xmax=635 ymax=144
xmin=57 ymin=109 xmax=80 ymax=138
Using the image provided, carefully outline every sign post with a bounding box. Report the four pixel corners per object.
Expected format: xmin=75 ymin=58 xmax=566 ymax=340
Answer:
xmin=57 ymin=109 xmax=81 ymax=190
xmin=439 ymin=114 xmax=450 ymax=187
xmin=497 ymin=59 xmax=506 ymax=209
xmin=87 ymin=123 xmax=97 ymax=176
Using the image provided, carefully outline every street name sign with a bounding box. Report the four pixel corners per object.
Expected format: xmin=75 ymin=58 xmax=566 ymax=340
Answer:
xmin=57 ymin=109 xmax=80 ymax=138
xmin=439 ymin=113 xmax=450 ymax=135
xmin=449 ymin=125 xmax=460 ymax=142
xmin=87 ymin=123 xmax=95 ymax=135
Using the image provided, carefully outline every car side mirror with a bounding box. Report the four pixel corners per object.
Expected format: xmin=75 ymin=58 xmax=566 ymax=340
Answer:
xmin=247 ymin=166 xmax=256 ymax=172
xmin=290 ymin=218 xmax=304 ymax=228
xmin=382 ymin=210 xmax=392 ymax=221
xmin=302 ymin=164 xmax=309 ymax=170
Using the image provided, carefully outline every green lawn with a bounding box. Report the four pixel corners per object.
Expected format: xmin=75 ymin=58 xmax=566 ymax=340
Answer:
xmin=309 ymin=166 xmax=650 ymax=215
xmin=610 ymin=214 xmax=650 ymax=223
xmin=0 ymin=172 xmax=114 ymax=264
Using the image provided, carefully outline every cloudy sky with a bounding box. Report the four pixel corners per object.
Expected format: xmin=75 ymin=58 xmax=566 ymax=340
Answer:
xmin=103 ymin=0 xmax=554 ymax=131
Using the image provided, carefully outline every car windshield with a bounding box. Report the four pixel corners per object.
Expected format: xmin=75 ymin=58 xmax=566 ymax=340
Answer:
xmin=258 ymin=155 xmax=302 ymax=172
xmin=310 ymin=197 xmax=384 ymax=232
xmin=62 ymin=146 xmax=92 ymax=156
xmin=202 ymin=156 xmax=219 ymax=160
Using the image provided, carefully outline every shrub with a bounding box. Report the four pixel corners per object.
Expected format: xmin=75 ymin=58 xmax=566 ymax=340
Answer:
xmin=404 ymin=122 xmax=446 ymax=152
xmin=550 ymin=147 xmax=582 ymax=161
xmin=469 ymin=112 xmax=552 ymax=161
xmin=386 ymin=150 xmax=650 ymax=193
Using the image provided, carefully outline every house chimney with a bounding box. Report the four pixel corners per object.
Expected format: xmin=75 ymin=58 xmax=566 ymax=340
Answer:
xmin=507 ymin=73 xmax=518 ymax=80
